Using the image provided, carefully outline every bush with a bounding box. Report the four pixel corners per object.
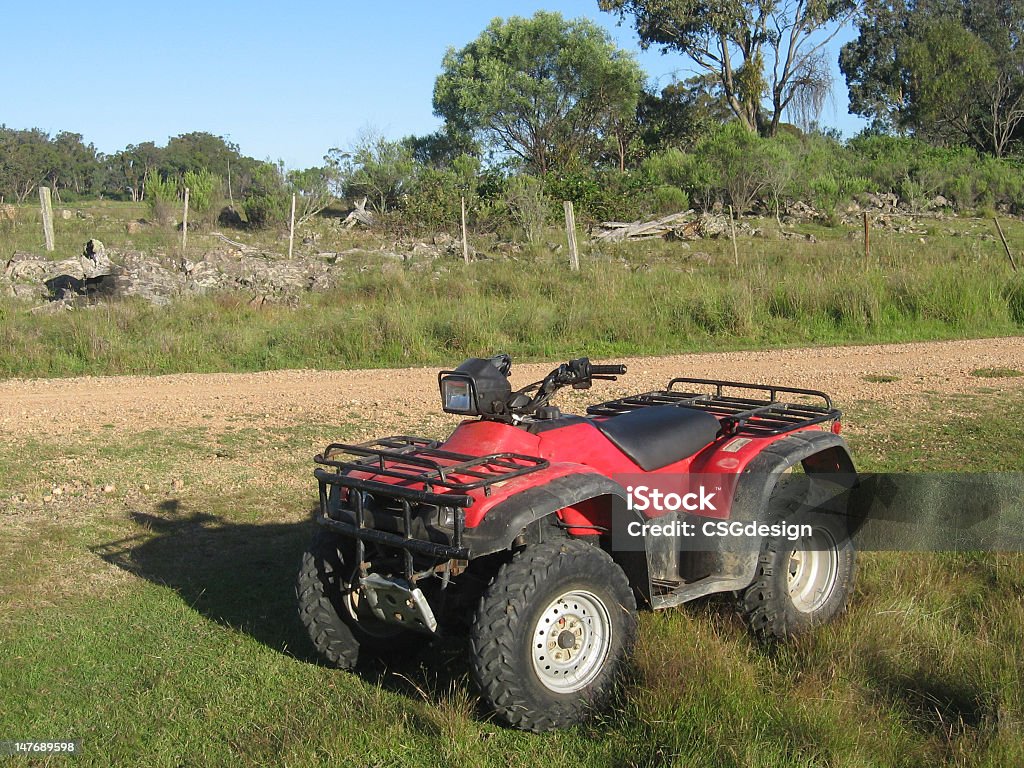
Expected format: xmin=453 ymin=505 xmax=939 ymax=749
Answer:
xmin=693 ymin=123 xmax=774 ymax=214
xmin=641 ymin=148 xmax=689 ymax=188
xmin=145 ymin=170 xmax=178 ymax=225
xmin=183 ymin=169 xmax=222 ymax=226
xmin=504 ymin=175 xmax=550 ymax=244
xmin=810 ymin=172 xmax=868 ymax=226
xmin=242 ymin=163 xmax=289 ymax=229
xmin=334 ymin=133 xmax=416 ymax=214
xmin=651 ymin=185 xmax=689 ymax=213
xmin=543 ymin=169 xmax=660 ymax=222
xmin=403 ymin=154 xmax=480 ymax=230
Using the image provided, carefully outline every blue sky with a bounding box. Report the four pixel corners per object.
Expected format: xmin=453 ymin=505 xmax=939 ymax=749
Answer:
xmin=5 ymin=1 xmax=866 ymax=169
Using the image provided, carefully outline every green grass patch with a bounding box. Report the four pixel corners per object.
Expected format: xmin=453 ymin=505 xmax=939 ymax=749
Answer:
xmin=2 ymin=387 xmax=1024 ymax=765
xmin=971 ymin=367 xmax=1023 ymax=378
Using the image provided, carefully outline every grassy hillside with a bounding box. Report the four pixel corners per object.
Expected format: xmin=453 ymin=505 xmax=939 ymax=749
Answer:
xmin=2 ymin=201 xmax=1024 ymax=378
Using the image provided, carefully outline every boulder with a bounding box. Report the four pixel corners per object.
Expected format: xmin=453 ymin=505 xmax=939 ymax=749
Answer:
xmin=81 ymin=239 xmax=111 ymax=279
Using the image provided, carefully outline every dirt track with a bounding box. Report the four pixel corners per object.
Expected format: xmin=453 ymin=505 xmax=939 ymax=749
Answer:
xmin=1 ymin=338 xmax=1023 ymax=441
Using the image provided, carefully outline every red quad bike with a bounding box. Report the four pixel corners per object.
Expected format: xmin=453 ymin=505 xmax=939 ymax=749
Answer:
xmin=297 ymin=356 xmax=859 ymax=732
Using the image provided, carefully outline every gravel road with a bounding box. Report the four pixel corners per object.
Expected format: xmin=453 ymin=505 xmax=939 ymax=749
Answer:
xmin=2 ymin=338 xmax=1022 ymax=440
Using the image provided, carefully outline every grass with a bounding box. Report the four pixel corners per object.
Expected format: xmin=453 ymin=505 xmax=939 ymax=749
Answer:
xmin=972 ymin=368 xmax=1023 ymax=379
xmin=2 ymin=384 xmax=1024 ymax=766
xmin=3 ymin=202 xmax=1024 ymax=378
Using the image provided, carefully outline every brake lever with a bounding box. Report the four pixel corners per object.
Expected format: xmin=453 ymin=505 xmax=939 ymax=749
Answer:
xmin=591 ymin=374 xmax=618 ymax=381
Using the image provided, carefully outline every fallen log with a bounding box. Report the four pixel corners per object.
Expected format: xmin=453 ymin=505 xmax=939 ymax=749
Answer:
xmin=591 ymin=210 xmax=748 ymax=242
xmin=210 ymin=232 xmax=258 ymax=253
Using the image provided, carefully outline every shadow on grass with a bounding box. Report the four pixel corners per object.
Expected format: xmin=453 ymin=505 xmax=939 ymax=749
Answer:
xmin=91 ymin=499 xmax=479 ymax=716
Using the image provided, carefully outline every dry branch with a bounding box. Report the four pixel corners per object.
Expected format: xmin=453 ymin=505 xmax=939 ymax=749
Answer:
xmin=342 ymin=197 xmax=376 ymax=229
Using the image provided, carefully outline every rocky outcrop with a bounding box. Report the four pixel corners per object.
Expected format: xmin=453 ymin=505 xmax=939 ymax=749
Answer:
xmin=1 ymin=239 xmax=446 ymax=307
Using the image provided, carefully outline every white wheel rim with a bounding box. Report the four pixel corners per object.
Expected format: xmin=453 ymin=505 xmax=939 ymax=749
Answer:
xmin=530 ymin=589 xmax=612 ymax=694
xmin=787 ymin=526 xmax=839 ymax=613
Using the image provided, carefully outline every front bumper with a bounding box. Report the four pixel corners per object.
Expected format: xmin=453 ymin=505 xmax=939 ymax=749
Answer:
xmin=314 ymin=468 xmax=472 ymax=577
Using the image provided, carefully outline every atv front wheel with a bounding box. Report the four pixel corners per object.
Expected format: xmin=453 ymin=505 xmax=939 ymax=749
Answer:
xmin=296 ymin=530 xmax=418 ymax=668
xmin=469 ymin=539 xmax=637 ymax=732
xmin=741 ymin=514 xmax=856 ymax=639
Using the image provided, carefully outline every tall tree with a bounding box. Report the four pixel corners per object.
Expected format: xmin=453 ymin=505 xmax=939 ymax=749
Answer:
xmin=638 ymin=75 xmax=736 ymax=151
xmin=0 ymin=126 xmax=57 ymax=203
xmin=841 ymin=0 xmax=1024 ymax=155
xmin=599 ymin=0 xmax=855 ymax=137
xmin=108 ymin=142 xmax=164 ymax=201
xmin=163 ymin=132 xmax=242 ymax=178
xmin=433 ymin=11 xmax=644 ymax=173
xmin=48 ymin=132 xmax=101 ymax=199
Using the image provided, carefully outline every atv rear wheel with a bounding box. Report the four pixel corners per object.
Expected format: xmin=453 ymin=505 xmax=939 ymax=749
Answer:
xmin=741 ymin=514 xmax=856 ymax=639
xmin=296 ymin=530 xmax=418 ymax=668
xmin=469 ymin=539 xmax=637 ymax=732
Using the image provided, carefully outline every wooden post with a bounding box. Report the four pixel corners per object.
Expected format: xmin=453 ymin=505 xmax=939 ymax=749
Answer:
xmin=288 ymin=193 xmax=297 ymax=260
xmin=182 ymin=187 xmax=190 ymax=253
xmin=39 ymin=186 xmax=55 ymax=251
xmin=564 ymin=200 xmax=579 ymax=271
xmin=728 ymin=205 xmax=738 ymax=267
xmin=461 ymin=196 xmax=470 ymax=264
xmin=993 ymin=216 xmax=1018 ymax=272
xmin=863 ymin=212 xmax=871 ymax=263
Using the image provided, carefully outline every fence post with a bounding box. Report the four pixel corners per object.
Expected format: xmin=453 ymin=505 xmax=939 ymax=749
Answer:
xmin=461 ymin=196 xmax=470 ymax=264
xmin=182 ymin=187 xmax=190 ymax=253
xmin=993 ymin=216 xmax=1018 ymax=272
xmin=39 ymin=186 xmax=55 ymax=251
xmin=288 ymin=193 xmax=297 ymax=260
xmin=728 ymin=205 xmax=738 ymax=267
xmin=863 ymin=212 xmax=871 ymax=263
xmin=564 ymin=200 xmax=579 ymax=271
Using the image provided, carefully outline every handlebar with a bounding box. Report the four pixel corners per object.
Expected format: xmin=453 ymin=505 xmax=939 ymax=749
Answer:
xmin=589 ymin=364 xmax=627 ymax=376
xmin=506 ymin=358 xmax=627 ymax=417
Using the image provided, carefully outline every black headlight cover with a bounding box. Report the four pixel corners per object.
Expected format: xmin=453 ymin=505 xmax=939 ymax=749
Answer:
xmin=438 ymin=357 xmax=512 ymax=417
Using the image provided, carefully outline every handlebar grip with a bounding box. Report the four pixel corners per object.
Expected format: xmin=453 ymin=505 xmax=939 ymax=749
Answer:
xmin=590 ymin=364 xmax=627 ymax=375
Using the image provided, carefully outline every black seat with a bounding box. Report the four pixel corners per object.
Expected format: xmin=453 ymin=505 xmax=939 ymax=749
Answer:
xmin=595 ymin=406 xmax=721 ymax=471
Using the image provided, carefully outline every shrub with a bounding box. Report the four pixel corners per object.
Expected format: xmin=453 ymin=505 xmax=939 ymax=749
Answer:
xmin=333 ymin=133 xmax=416 ymax=214
xmin=182 ymin=169 xmax=222 ymax=226
xmin=543 ymin=169 xmax=661 ymax=222
xmin=145 ymin=170 xmax=178 ymax=225
xmin=641 ymin=148 xmax=689 ymax=188
xmin=242 ymin=162 xmax=290 ymax=229
xmin=694 ymin=123 xmax=774 ymax=214
xmin=504 ymin=175 xmax=550 ymax=244
xmin=403 ymin=154 xmax=480 ymax=230
xmin=650 ymin=185 xmax=689 ymax=213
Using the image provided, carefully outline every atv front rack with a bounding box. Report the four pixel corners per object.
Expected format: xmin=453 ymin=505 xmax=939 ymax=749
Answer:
xmin=587 ymin=377 xmax=840 ymax=437
xmin=313 ymin=436 xmax=550 ymax=578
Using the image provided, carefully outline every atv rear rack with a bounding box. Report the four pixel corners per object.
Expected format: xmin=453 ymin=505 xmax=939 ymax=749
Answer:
xmin=587 ymin=377 xmax=840 ymax=437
